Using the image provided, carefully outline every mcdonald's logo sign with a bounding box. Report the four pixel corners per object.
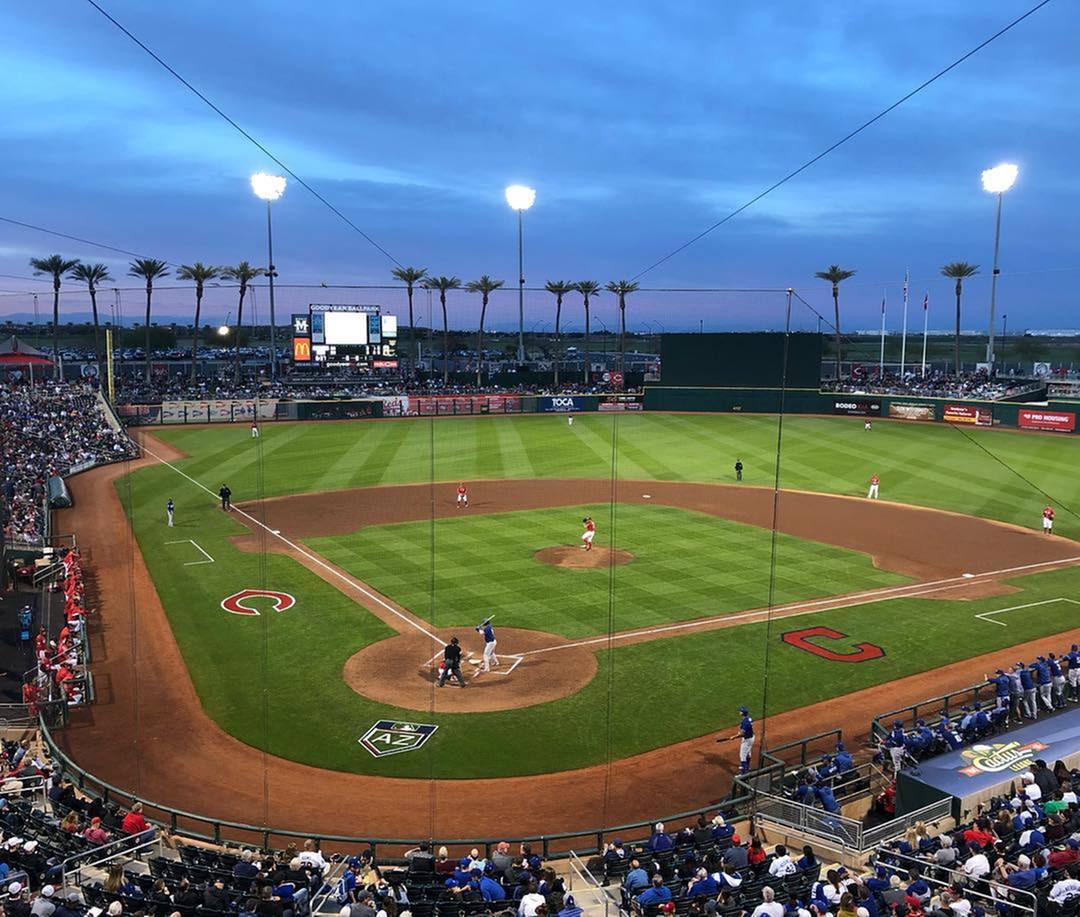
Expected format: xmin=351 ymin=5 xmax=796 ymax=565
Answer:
xmin=293 ymin=337 xmax=312 ymax=361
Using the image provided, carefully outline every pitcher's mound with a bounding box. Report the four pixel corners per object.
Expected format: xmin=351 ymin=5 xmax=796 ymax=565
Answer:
xmin=534 ymin=546 xmax=635 ymax=569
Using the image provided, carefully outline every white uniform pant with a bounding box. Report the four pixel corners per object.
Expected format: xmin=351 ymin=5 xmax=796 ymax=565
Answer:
xmin=868 ymin=484 xmax=879 ymax=499
xmin=167 ymin=511 xmax=174 ymax=527
xmin=739 ymin=735 xmax=755 ymax=767
xmin=482 ymin=639 xmax=498 ymax=672
xmin=252 ymin=427 xmax=259 ymax=438
xmin=568 ymin=416 xmax=574 ymax=426
xmin=1043 ymin=518 xmax=1053 ymax=532
xmin=1039 ymin=683 xmax=1053 ymax=710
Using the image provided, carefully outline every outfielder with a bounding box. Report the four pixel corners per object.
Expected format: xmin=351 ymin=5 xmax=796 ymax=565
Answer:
xmin=1043 ymin=505 xmax=1055 ymax=534
xmin=475 ymin=618 xmax=499 ymax=672
xmin=567 ymin=414 xmax=574 ymax=427
xmin=251 ymin=422 xmax=260 ymax=439
xmin=166 ymin=498 xmax=175 ymax=527
xmin=867 ymin=473 xmax=880 ymax=499
xmin=581 ymin=516 xmax=596 ymax=551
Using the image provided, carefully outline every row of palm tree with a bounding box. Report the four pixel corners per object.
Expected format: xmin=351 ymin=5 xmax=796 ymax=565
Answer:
xmin=817 ymin=262 xmax=980 ymax=379
xmin=392 ymin=267 xmax=641 ymax=385
xmin=29 ymin=254 xmax=264 ymax=382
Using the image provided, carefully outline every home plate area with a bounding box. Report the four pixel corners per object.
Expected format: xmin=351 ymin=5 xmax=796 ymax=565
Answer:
xmin=464 ymin=651 xmax=523 ymax=675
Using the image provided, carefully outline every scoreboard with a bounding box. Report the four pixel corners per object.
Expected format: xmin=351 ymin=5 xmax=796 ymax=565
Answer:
xmin=291 ymin=304 xmax=398 ymax=369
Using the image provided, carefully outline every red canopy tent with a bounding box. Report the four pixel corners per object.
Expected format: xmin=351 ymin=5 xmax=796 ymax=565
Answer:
xmin=0 ymin=336 xmax=53 ymax=381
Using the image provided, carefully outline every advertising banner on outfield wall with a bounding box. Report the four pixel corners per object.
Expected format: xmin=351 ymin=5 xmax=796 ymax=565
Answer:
xmin=539 ymin=395 xmax=589 ymax=413
xmin=832 ymin=399 xmax=881 ymax=416
xmin=412 ymin=395 xmax=522 ymax=416
xmin=888 ymin=402 xmax=936 ymax=422
xmin=943 ymin=404 xmax=993 ymax=426
xmin=598 ymin=395 xmax=644 ymax=412
xmin=1018 ymin=409 xmax=1076 ymax=432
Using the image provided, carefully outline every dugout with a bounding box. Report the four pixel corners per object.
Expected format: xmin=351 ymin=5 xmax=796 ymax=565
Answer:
xmin=896 ymin=707 xmax=1080 ymax=819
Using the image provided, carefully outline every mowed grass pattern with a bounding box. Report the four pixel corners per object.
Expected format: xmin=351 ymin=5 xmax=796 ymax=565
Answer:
xmin=307 ymin=504 xmax=908 ymax=637
xmin=152 ymin=413 xmax=1080 ymax=538
xmin=113 ymin=413 xmax=1080 ymax=777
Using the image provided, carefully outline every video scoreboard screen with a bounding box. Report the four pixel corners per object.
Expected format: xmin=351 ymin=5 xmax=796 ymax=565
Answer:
xmin=291 ymin=304 xmax=399 ymax=369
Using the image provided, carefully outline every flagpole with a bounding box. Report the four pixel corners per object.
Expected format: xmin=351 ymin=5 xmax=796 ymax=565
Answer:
xmin=920 ymin=293 xmax=929 ymax=378
xmin=900 ymin=269 xmax=909 ymax=376
xmin=879 ymin=292 xmax=887 ymax=379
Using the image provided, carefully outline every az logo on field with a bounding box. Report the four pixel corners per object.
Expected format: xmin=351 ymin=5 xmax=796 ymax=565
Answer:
xmin=359 ymin=720 xmax=438 ymax=758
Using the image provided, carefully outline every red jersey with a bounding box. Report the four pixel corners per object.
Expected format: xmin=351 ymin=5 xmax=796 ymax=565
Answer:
xmin=870 ymin=475 xmax=880 ymax=486
xmin=457 ymin=485 xmax=467 ymax=495
xmin=585 ymin=519 xmax=595 ymax=533
xmin=1044 ymin=507 xmax=1055 ymax=520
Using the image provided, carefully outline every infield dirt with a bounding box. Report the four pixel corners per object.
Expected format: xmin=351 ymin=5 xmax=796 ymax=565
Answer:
xmin=53 ymin=431 xmax=1080 ymax=840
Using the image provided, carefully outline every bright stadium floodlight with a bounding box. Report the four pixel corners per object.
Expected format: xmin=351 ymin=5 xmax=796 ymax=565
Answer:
xmin=218 ymin=324 xmax=230 ymax=336
xmin=250 ymin=172 xmax=287 ymax=201
xmin=980 ymin=163 xmax=1019 ymax=367
xmin=981 ymin=163 xmax=1019 ymax=194
xmin=250 ymin=173 xmax=287 ymax=380
xmin=505 ymin=184 xmax=536 ymax=211
xmin=505 ymin=185 xmax=537 ymax=361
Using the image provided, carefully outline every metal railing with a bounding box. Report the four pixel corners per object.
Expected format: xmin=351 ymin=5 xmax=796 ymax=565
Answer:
xmin=567 ymin=851 xmax=618 ymax=917
xmin=876 ymin=849 xmax=1038 ymax=917
xmin=754 ymin=793 xmax=953 ymax=853
xmin=59 ymin=832 xmax=162 ymax=888
xmin=871 ymin=682 xmax=992 ymax=740
xmin=40 ymin=718 xmax=756 ymax=858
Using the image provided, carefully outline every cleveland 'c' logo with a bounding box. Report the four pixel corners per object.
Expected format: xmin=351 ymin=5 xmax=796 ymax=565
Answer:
xmin=221 ymin=589 xmax=296 ymax=616
xmin=781 ymin=626 xmax=885 ymax=663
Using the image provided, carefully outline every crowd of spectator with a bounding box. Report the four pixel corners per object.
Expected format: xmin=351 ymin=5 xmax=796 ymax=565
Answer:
xmin=875 ymin=768 xmax=1080 ymax=916
xmin=1 ymin=382 xmax=137 ymax=543
xmin=110 ymin=373 xmax=640 ymax=406
xmin=822 ymin=370 xmax=1036 ymax=401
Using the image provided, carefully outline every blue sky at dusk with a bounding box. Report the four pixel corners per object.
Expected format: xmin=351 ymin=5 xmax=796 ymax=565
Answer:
xmin=1 ymin=1 xmax=1077 ymax=333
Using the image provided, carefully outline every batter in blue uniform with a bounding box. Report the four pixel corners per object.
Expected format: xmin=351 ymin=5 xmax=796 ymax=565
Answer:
xmin=474 ymin=618 xmax=499 ymax=673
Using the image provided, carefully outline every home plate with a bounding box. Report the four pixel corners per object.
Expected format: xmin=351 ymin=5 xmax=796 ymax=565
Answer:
xmin=642 ymin=494 xmax=652 ymax=499
xmin=962 ymin=573 xmax=975 ymax=578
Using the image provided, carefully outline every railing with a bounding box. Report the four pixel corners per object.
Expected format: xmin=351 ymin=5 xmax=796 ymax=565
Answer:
xmin=761 ymin=729 xmax=843 ymax=768
xmin=567 ymin=851 xmax=618 ymax=917
xmin=876 ymin=849 xmax=1038 ymax=917
xmin=59 ymin=832 xmax=162 ymax=888
xmin=753 ymin=793 xmax=953 ymax=854
xmin=40 ymin=718 xmax=756 ymax=858
xmin=870 ymin=681 xmax=991 ymax=741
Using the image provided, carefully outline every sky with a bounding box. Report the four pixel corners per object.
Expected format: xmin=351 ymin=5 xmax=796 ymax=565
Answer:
xmin=1 ymin=0 xmax=1078 ymax=334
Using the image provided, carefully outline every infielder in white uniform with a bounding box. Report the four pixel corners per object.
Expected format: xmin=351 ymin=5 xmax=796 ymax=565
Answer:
xmin=475 ymin=618 xmax=498 ymax=672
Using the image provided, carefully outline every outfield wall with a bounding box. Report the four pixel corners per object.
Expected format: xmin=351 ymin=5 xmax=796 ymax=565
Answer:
xmin=643 ymin=387 xmax=1080 ymax=434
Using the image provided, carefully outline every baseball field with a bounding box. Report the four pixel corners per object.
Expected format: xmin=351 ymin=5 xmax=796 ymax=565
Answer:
xmin=62 ymin=411 xmax=1080 ymax=788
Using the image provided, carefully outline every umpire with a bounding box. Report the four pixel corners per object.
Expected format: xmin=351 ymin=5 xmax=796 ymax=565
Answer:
xmin=219 ymin=484 xmax=232 ymax=511
xmin=438 ymin=637 xmax=466 ymax=688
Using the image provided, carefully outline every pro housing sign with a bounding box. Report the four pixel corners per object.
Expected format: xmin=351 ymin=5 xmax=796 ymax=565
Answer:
xmin=832 ymin=399 xmax=881 ymax=417
xmin=944 ymin=404 xmax=993 ymax=426
xmin=1018 ymin=409 xmax=1076 ymax=433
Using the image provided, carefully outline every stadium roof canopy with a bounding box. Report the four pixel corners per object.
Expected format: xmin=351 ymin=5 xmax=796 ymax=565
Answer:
xmin=0 ymin=335 xmax=53 ymax=365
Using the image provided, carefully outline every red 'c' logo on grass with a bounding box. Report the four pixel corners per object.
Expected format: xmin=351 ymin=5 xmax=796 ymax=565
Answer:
xmin=221 ymin=589 xmax=296 ymax=616
xmin=781 ymin=626 xmax=885 ymax=663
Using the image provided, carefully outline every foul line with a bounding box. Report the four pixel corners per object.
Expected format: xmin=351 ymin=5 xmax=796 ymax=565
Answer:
xmin=975 ymin=597 xmax=1080 ymax=627
xmin=520 ymin=555 xmax=1080 ymax=657
xmin=144 ymin=447 xmax=443 ymax=646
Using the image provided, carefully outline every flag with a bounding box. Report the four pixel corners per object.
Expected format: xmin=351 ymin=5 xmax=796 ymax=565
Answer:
xmin=923 ymin=293 xmax=929 ymax=311
xmin=881 ymin=296 xmax=886 ymax=314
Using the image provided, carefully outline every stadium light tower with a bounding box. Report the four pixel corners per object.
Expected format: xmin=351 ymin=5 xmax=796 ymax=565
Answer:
xmin=505 ymin=184 xmax=536 ymax=363
xmin=980 ymin=163 xmax=1018 ymax=368
xmin=251 ymin=172 xmax=287 ymax=380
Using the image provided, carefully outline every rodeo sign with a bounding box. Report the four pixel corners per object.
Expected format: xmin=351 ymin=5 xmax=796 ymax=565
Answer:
xmin=359 ymin=720 xmax=439 ymax=758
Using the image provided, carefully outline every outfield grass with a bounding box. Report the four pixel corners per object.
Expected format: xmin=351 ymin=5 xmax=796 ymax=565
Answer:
xmin=151 ymin=413 xmax=1080 ymax=538
xmin=306 ymin=504 xmax=908 ymax=638
xmin=115 ymin=413 xmax=1080 ymax=777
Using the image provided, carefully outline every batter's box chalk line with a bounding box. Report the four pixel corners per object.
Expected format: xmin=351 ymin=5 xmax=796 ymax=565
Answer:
xmin=165 ymin=539 xmax=215 ymax=566
xmin=974 ymin=596 xmax=1080 ymax=627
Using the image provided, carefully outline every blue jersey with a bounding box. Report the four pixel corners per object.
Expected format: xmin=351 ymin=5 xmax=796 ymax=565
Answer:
xmin=886 ymin=726 xmax=906 ymax=748
xmin=1019 ymin=668 xmax=1034 ymax=690
xmin=990 ymin=674 xmax=1010 ymax=697
xmin=739 ymin=715 xmax=754 ymax=738
xmin=1034 ymin=661 xmax=1051 ymax=685
xmin=1068 ymin=649 xmax=1080 ymax=669
xmin=1049 ymin=658 xmax=1062 ymax=677
xmin=478 ymin=623 xmax=495 ymax=643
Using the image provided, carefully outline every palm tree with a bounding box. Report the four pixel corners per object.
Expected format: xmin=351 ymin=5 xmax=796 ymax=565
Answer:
xmin=70 ymin=263 xmax=111 ymax=377
xmin=128 ymin=259 xmax=170 ymax=381
xmin=814 ymin=265 xmax=856 ymax=379
xmin=176 ymin=263 xmax=221 ymax=383
xmin=940 ymin=262 xmax=980 ymax=377
xmin=29 ymin=254 xmax=80 ymax=378
xmin=545 ymin=281 xmax=574 ymax=387
xmin=575 ymin=281 xmax=601 ymax=384
xmin=391 ymin=267 xmax=427 ymax=372
xmin=421 ymin=276 xmax=462 ymax=385
xmin=221 ymin=262 xmax=266 ymax=383
xmin=605 ymin=280 xmax=640 ymax=374
xmin=465 ymin=276 xmax=504 ymax=387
